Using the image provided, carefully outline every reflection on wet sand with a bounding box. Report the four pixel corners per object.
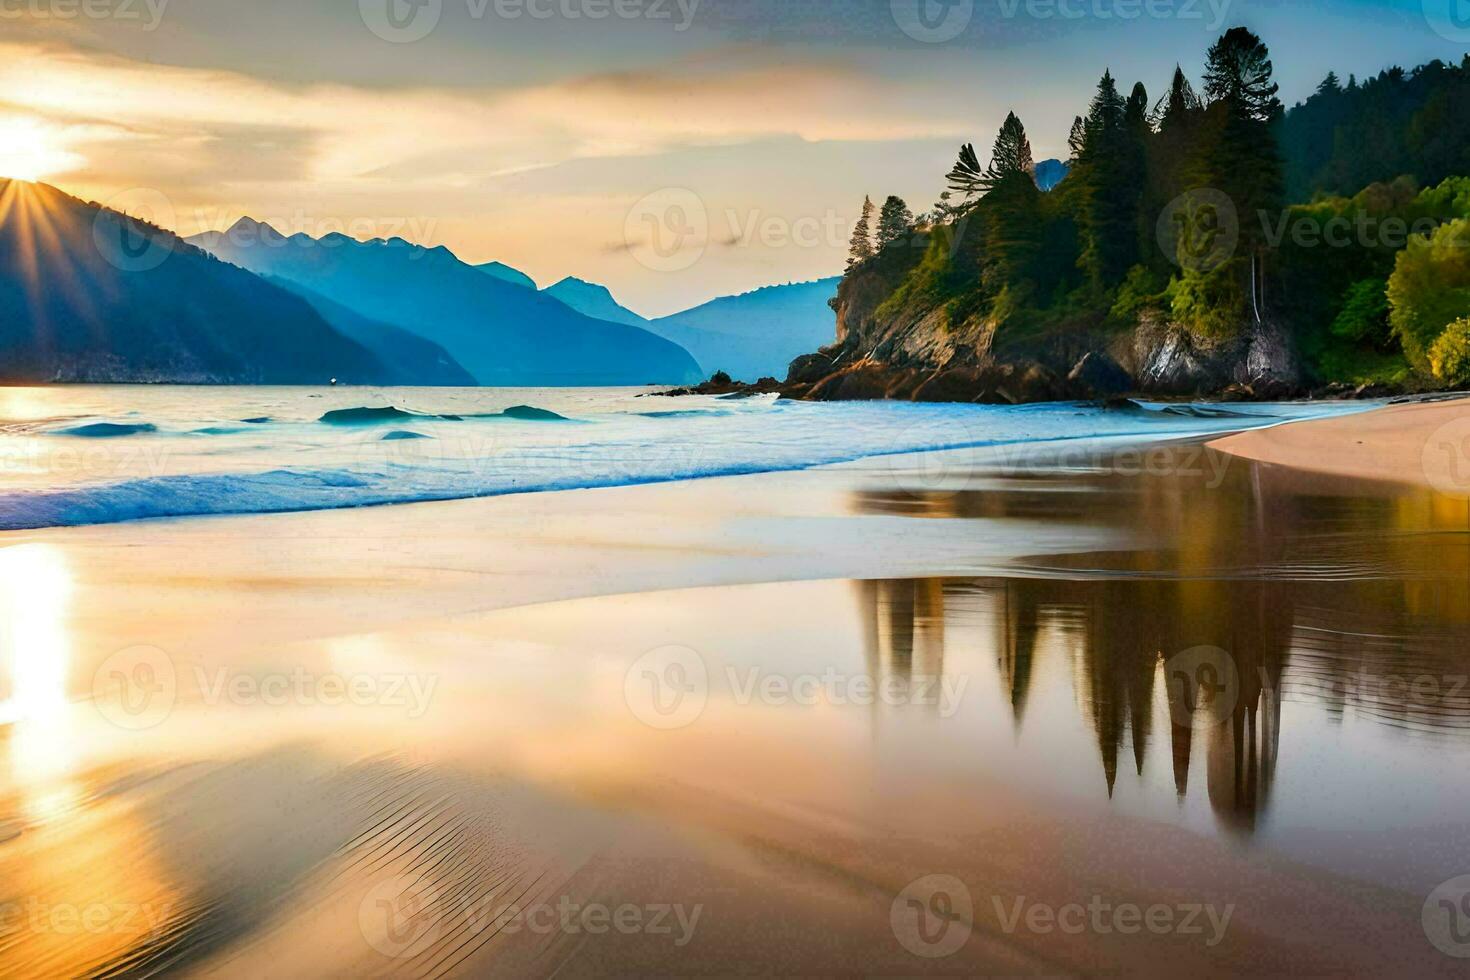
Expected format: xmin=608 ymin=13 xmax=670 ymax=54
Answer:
xmin=854 ymin=441 xmax=1470 ymax=835
xmin=2 ymin=440 xmax=1470 ymax=974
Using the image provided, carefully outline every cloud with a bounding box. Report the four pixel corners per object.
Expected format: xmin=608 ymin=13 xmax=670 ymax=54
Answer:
xmin=0 ymin=40 xmax=971 ymax=199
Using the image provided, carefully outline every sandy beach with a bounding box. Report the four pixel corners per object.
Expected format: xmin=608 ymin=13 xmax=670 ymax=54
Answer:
xmin=1 ymin=399 xmax=1468 ymax=976
xmin=1211 ymin=395 xmax=1470 ymax=494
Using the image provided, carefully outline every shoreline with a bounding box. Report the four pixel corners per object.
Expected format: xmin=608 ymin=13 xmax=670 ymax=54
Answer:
xmin=1209 ymin=394 xmax=1470 ymax=493
xmin=3 ymin=405 xmax=1468 ymax=975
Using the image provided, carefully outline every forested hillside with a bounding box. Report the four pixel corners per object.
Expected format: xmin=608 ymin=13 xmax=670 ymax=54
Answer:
xmin=792 ymin=31 xmax=1470 ymax=401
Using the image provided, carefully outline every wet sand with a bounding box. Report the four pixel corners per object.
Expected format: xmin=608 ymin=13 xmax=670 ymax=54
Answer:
xmin=1211 ymin=395 xmax=1470 ymax=493
xmin=3 ymin=428 xmax=1470 ymax=975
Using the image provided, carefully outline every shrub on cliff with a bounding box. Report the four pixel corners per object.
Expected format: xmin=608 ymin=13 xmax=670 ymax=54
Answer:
xmin=1387 ymin=216 xmax=1470 ymax=371
xmin=1429 ymin=318 xmax=1470 ymax=383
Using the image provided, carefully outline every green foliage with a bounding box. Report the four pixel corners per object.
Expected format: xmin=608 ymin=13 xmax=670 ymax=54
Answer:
xmin=1330 ymin=278 xmax=1390 ymax=345
xmin=1429 ymin=317 xmax=1470 ymax=383
xmin=847 ymin=196 xmax=875 ymax=268
xmin=1387 ymin=216 xmax=1470 ymax=370
xmin=1109 ymin=264 xmax=1165 ymax=323
xmin=1284 ymin=56 xmax=1470 ymax=200
xmin=876 ymin=196 xmax=914 ymax=248
xmin=1314 ymin=344 xmax=1412 ymax=387
xmin=848 ymin=31 xmax=1470 ymax=390
xmin=1073 ymin=70 xmax=1145 ymax=289
xmin=1166 ymin=260 xmax=1247 ymax=337
xmin=873 ymin=221 xmax=985 ymax=326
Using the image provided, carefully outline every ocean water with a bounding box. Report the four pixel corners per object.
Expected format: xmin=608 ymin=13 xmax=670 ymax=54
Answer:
xmin=0 ymin=385 xmax=1371 ymax=530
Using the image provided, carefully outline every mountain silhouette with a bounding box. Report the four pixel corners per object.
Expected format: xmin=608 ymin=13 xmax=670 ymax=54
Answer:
xmin=648 ymin=278 xmax=841 ymax=381
xmin=476 ymin=260 xmax=537 ymax=290
xmin=191 ymin=219 xmax=702 ymax=386
xmin=0 ymin=180 xmax=397 ymax=384
xmin=543 ymin=275 xmax=841 ymax=381
xmin=543 ymin=276 xmax=647 ymax=327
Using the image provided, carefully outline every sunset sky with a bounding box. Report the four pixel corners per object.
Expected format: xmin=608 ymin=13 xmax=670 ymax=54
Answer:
xmin=0 ymin=0 xmax=1462 ymax=314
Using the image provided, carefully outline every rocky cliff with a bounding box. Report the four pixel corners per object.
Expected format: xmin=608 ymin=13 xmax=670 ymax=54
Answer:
xmin=780 ymin=245 xmax=1318 ymax=403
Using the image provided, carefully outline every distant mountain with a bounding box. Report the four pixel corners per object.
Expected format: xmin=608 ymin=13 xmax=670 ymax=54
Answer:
xmin=1034 ymin=159 xmax=1070 ymax=192
xmin=476 ymin=261 xmax=536 ymax=290
xmin=537 ymin=275 xmax=841 ymax=381
xmin=190 ymin=219 xmax=702 ymax=386
xmin=543 ymin=277 xmax=647 ymax=327
xmin=263 ymin=276 xmax=475 ymax=386
xmin=648 ymin=278 xmax=842 ymax=381
xmin=0 ymin=180 xmax=397 ymax=384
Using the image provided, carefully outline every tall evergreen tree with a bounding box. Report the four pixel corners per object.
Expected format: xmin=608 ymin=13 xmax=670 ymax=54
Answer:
xmin=986 ymin=111 xmax=1035 ymax=184
xmin=979 ymin=114 xmax=1043 ymax=294
xmin=1202 ymin=26 xmax=1282 ymax=121
xmin=1157 ymin=65 xmax=1202 ymax=133
xmin=847 ymin=196 xmax=875 ymax=268
xmin=1067 ymin=116 xmax=1088 ymax=163
xmin=1194 ymin=27 xmax=1285 ymax=320
xmin=1074 ymin=70 xmax=1141 ymax=289
xmin=876 ymin=196 xmax=914 ymax=247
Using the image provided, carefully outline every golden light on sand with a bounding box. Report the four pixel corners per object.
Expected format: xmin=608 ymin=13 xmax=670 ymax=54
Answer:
xmin=0 ymin=545 xmax=78 ymax=820
xmin=0 ymin=544 xmax=72 ymax=726
xmin=0 ymin=116 xmax=81 ymax=182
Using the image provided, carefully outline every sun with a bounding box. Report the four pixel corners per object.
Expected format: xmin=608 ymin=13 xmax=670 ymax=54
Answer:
xmin=0 ymin=116 xmax=82 ymax=183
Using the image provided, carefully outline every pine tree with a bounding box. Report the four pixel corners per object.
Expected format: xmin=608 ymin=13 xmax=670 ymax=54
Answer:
xmin=847 ymin=196 xmax=875 ymax=268
xmin=944 ymin=143 xmax=987 ymax=208
xmin=1074 ymin=70 xmax=1141 ymax=289
xmin=986 ymin=111 xmax=1035 ymax=185
xmin=1193 ymin=27 xmax=1285 ymax=322
xmin=876 ymin=196 xmax=914 ymax=247
xmin=1067 ymin=116 xmax=1087 ymax=163
xmin=1202 ymin=26 xmax=1282 ymax=122
xmin=979 ymin=113 xmax=1043 ymax=294
xmin=1157 ymin=65 xmax=1202 ymax=132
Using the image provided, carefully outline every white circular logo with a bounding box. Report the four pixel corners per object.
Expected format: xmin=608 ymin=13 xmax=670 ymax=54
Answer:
xmin=1157 ymin=188 xmax=1238 ymax=273
xmin=91 ymin=188 xmax=178 ymax=273
xmin=624 ymin=188 xmax=708 ymax=273
xmin=359 ymin=0 xmax=443 ymax=43
xmin=891 ymin=0 xmax=974 ymax=43
xmin=91 ymin=645 xmax=177 ymax=731
xmin=891 ymin=874 xmax=972 ymax=958
xmin=1424 ymin=875 xmax=1470 ymax=957
xmin=1422 ymin=414 xmax=1470 ymax=499
xmin=359 ymin=874 xmax=445 ymax=959
xmin=1424 ymin=0 xmax=1470 ymax=42
xmin=623 ymin=645 xmax=708 ymax=729
xmin=1163 ymin=645 xmax=1240 ymax=728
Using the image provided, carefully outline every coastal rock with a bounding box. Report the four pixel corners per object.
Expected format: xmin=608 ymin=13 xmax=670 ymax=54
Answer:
xmin=807 ymin=362 xmax=916 ymax=401
xmin=786 ymin=350 xmax=842 ymax=385
xmin=910 ymin=368 xmax=987 ymax=402
xmin=1067 ymin=352 xmax=1133 ymax=397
